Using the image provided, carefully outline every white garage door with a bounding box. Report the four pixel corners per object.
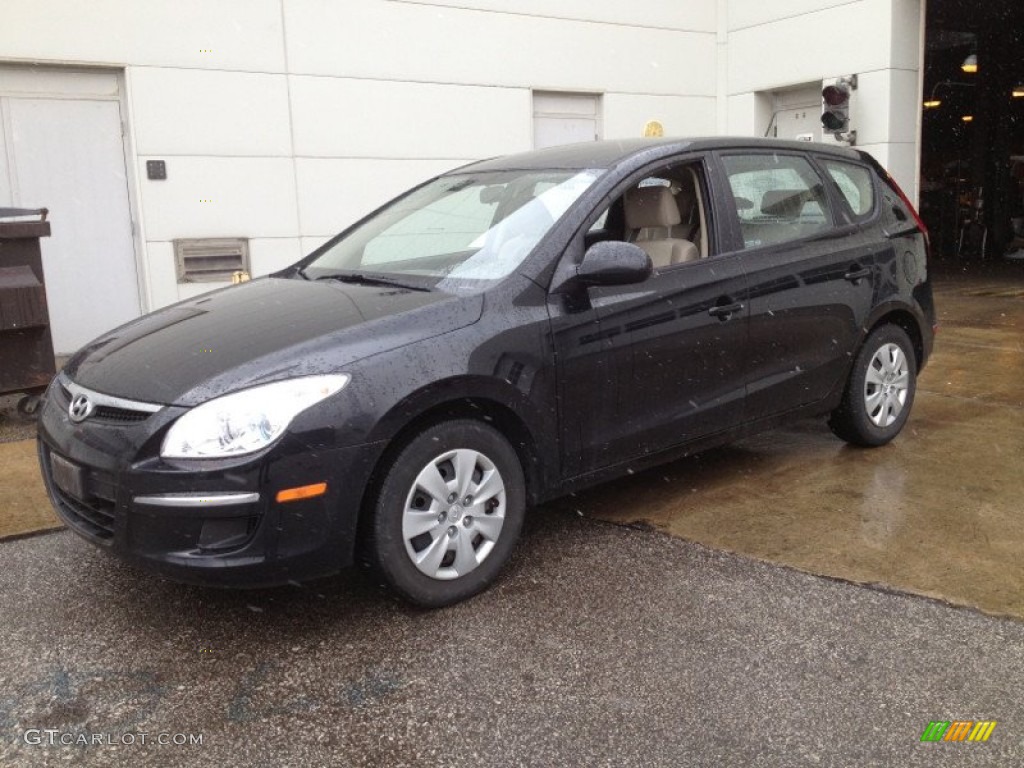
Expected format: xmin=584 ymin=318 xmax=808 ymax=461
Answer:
xmin=0 ymin=68 xmax=141 ymax=355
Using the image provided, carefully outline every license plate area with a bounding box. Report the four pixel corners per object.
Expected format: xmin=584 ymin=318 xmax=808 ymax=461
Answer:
xmin=51 ymin=453 xmax=87 ymax=501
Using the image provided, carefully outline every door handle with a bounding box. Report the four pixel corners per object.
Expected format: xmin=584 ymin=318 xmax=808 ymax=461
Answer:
xmin=844 ymin=266 xmax=872 ymax=284
xmin=708 ymin=301 xmax=743 ymax=320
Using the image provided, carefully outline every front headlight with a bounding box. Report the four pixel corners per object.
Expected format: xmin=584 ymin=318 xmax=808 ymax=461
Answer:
xmin=161 ymin=375 xmax=350 ymax=459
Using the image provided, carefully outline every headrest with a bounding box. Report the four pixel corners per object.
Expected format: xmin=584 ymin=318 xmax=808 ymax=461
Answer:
xmin=625 ymin=186 xmax=682 ymax=230
xmin=760 ymin=189 xmax=805 ymax=219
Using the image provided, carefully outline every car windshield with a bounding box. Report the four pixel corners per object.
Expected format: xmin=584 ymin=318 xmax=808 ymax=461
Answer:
xmin=301 ymin=169 xmax=603 ymax=292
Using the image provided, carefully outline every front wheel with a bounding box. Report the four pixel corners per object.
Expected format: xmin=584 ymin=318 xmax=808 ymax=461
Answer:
xmin=365 ymin=419 xmax=526 ymax=607
xmin=829 ymin=325 xmax=918 ymax=447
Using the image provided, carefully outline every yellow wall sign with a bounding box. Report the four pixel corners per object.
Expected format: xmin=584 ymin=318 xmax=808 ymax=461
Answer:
xmin=643 ymin=120 xmax=664 ymax=138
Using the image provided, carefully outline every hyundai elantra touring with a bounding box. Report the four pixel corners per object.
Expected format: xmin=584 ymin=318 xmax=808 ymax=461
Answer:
xmin=38 ymin=138 xmax=935 ymax=606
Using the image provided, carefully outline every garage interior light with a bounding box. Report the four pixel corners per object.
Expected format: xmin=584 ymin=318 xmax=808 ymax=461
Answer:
xmin=961 ymin=54 xmax=978 ymax=74
xmin=922 ymin=81 xmax=976 ymax=110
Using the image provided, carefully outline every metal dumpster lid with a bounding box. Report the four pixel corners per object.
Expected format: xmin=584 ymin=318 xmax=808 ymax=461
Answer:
xmin=0 ymin=207 xmax=47 ymax=221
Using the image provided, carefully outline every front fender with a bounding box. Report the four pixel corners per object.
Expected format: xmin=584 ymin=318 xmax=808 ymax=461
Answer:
xmin=364 ymin=374 xmax=559 ymax=499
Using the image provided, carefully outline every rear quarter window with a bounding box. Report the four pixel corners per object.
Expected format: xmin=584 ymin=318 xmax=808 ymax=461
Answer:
xmin=821 ymin=159 xmax=875 ymax=219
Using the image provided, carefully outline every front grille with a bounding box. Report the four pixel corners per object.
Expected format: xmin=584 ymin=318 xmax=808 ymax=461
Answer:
xmin=56 ymin=376 xmax=159 ymax=425
xmin=42 ymin=450 xmax=117 ymax=543
xmin=55 ymin=490 xmax=116 ymax=542
xmin=92 ymin=405 xmax=151 ymax=423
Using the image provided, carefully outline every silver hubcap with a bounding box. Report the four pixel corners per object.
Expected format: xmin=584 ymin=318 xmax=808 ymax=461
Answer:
xmin=864 ymin=342 xmax=910 ymax=428
xmin=402 ymin=449 xmax=506 ymax=581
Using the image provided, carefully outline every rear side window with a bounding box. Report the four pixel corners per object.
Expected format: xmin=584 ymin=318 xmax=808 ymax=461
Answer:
xmin=721 ymin=154 xmax=832 ymax=249
xmin=821 ymin=159 xmax=875 ymax=218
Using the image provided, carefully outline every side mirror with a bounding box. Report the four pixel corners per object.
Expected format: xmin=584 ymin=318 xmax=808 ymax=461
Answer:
xmin=576 ymin=241 xmax=653 ymax=287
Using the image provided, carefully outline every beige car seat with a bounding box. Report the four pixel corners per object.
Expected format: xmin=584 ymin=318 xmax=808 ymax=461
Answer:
xmin=623 ymin=186 xmax=699 ymax=268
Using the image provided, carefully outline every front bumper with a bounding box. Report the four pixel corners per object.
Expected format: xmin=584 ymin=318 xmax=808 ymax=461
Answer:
xmin=37 ymin=380 xmax=386 ymax=588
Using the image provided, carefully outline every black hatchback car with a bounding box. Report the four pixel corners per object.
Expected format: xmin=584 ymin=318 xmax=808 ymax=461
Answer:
xmin=38 ymin=138 xmax=935 ymax=606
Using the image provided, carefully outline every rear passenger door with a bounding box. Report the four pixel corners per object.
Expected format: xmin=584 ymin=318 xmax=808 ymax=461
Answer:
xmin=714 ymin=151 xmax=877 ymax=420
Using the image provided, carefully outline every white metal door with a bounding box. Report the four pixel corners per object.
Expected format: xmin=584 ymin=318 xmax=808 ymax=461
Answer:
xmin=533 ymin=92 xmax=600 ymax=149
xmin=3 ymin=97 xmax=140 ymax=353
xmin=769 ymin=84 xmax=823 ymax=143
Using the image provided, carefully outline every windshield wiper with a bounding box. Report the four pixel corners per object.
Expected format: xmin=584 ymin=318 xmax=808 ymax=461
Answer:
xmin=315 ymin=272 xmax=432 ymax=292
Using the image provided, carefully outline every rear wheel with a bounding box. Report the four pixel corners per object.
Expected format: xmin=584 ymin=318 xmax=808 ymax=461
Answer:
xmin=829 ymin=325 xmax=917 ymax=447
xmin=365 ymin=419 xmax=526 ymax=607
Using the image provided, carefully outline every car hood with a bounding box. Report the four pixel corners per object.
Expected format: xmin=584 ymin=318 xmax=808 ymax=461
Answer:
xmin=63 ymin=277 xmax=483 ymax=406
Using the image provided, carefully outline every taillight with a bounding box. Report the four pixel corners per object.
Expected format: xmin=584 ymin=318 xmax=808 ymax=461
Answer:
xmin=884 ymin=171 xmax=930 ymax=253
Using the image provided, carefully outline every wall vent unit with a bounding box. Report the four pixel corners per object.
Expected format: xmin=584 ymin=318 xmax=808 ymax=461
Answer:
xmin=173 ymin=238 xmax=250 ymax=283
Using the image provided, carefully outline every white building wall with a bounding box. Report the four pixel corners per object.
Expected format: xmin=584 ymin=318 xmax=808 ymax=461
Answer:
xmin=1 ymin=0 xmax=922 ymax=322
xmin=1 ymin=0 xmax=719 ymax=313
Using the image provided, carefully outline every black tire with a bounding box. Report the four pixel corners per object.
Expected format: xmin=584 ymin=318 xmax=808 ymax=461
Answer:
xmin=829 ymin=325 xmax=917 ymax=447
xmin=364 ymin=419 xmax=526 ymax=608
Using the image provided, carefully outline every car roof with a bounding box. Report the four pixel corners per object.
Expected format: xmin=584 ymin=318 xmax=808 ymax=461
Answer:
xmin=457 ymin=137 xmax=865 ymax=173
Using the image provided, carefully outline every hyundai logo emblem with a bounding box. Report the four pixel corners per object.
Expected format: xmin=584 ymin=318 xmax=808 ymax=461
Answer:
xmin=68 ymin=393 xmax=93 ymax=423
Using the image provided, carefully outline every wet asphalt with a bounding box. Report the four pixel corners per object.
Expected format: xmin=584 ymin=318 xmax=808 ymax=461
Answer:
xmin=1 ymin=510 xmax=1021 ymax=767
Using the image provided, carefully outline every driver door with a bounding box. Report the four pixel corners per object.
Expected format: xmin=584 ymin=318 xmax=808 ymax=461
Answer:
xmin=549 ymin=157 xmax=749 ymax=478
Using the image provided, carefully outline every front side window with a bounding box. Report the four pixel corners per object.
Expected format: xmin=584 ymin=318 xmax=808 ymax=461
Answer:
xmin=721 ymin=154 xmax=833 ymax=249
xmin=821 ymin=159 xmax=875 ymax=218
xmin=583 ymin=163 xmax=710 ymax=266
xmin=303 ymin=169 xmax=602 ymax=292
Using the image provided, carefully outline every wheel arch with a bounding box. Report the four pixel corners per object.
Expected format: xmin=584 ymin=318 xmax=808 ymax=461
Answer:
xmin=822 ymin=303 xmax=927 ymax=414
xmin=354 ymin=378 xmax=556 ymax=556
xmin=863 ymin=305 xmax=926 ymax=370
